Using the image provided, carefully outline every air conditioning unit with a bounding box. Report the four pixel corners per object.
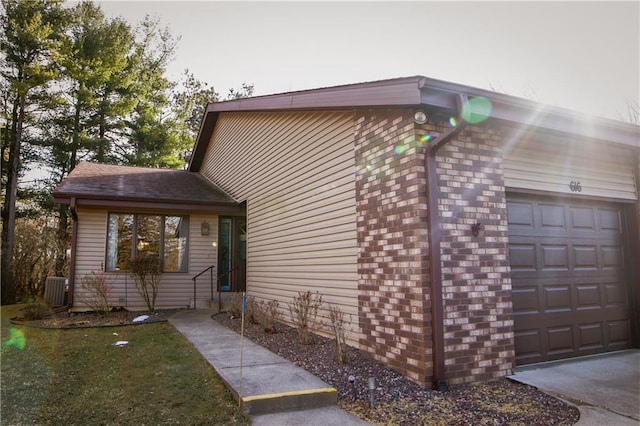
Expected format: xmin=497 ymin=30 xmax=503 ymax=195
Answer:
xmin=44 ymin=277 xmax=67 ymax=307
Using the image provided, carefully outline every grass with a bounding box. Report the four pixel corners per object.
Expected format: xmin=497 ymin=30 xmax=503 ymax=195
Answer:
xmin=1 ymin=305 xmax=250 ymax=425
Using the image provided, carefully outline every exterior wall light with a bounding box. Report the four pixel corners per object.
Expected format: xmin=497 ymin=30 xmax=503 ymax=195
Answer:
xmin=201 ymin=221 xmax=210 ymax=236
xmin=471 ymin=221 xmax=482 ymax=237
xmin=413 ymin=110 xmax=428 ymax=124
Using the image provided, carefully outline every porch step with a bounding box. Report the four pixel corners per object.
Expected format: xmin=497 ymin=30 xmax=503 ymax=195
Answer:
xmin=169 ymin=310 xmax=339 ymax=415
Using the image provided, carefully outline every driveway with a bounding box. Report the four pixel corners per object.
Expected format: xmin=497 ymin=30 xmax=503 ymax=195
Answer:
xmin=509 ymin=349 xmax=639 ymax=425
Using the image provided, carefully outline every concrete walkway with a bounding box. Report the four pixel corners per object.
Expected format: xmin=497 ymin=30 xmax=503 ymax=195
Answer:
xmin=169 ymin=309 xmax=369 ymax=424
xmin=510 ymin=350 xmax=640 ymax=425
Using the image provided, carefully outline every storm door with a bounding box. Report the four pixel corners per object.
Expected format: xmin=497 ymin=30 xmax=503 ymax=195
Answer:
xmin=218 ymin=217 xmax=247 ymax=292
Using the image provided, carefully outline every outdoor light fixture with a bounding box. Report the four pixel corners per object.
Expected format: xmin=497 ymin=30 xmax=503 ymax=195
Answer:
xmin=348 ymin=375 xmax=357 ymax=399
xmin=368 ymin=377 xmax=376 ymax=408
xmin=413 ymin=110 xmax=428 ymax=124
xmin=471 ymin=221 xmax=482 ymax=237
xmin=201 ymin=221 xmax=210 ymax=236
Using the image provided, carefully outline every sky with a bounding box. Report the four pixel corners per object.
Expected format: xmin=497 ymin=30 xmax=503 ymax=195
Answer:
xmin=95 ymin=1 xmax=640 ymax=123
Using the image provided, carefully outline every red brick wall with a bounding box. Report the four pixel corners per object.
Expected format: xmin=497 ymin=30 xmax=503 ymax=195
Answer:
xmin=354 ymin=109 xmax=433 ymax=385
xmin=354 ymin=108 xmax=515 ymax=387
xmin=433 ymin=124 xmax=515 ymax=384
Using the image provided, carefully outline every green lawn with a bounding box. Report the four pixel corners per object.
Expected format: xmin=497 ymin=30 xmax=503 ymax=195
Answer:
xmin=1 ymin=305 xmax=250 ymax=425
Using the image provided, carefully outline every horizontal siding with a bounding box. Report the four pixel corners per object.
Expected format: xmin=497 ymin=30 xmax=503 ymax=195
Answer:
xmin=504 ymin=133 xmax=637 ymax=200
xmin=200 ymin=111 xmax=360 ymax=342
xmin=73 ymin=208 xmax=219 ymax=312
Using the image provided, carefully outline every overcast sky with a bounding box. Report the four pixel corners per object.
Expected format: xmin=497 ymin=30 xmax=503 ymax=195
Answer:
xmin=98 ymin=1 xmax=638 ymax=122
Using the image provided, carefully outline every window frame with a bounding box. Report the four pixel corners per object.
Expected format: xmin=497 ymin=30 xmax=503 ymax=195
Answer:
xmin=105 ymin=212 xmax=189 ymax=273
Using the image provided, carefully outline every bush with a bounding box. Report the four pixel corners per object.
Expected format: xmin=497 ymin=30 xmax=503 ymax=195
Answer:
xmin=79 ymin=271 xmax=113 ymax=316
xmin=327 ymin=304 xmax=350 ymax=364
xmin=247 ymin=296 xmax=258 ymax=324
xmin=229 ymin=292 xmax=242 ymax=317
xmin=229 ymin=293 xmax=255 ymax=320
xmin=21 ymin=298 xmax=52 ymax=321
xmin=288 ymin=291 xmax=323 ymax=345
xmin=128 ymin=255 xmax=162 ymax=313
xmin=254 ymin=299 xmax=279 ymax=333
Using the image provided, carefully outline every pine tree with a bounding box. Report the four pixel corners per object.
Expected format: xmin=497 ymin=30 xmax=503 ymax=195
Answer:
xmin=1 ymin=0 xmax=68 ymax=304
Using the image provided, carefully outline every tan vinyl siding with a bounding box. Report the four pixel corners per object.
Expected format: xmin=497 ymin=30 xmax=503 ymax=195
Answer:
xmin=199 ymin=111 xmax=360 ymax=338
xmin=73 ymin=208 xmax=219 ymax=311
xmin=503 ymin=132 xmax=637 ymax=200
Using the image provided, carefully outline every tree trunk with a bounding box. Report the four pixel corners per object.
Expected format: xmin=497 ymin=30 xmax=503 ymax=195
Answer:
xmin=53 ymin=99 xmax=80 ymax=278
xmin=55 ymin=205 xmax=69 ymax=277
xmin=1 ymin=95 xmax=25 ymax=305
xmin=97 ymin=93 xmax=106 ymax=162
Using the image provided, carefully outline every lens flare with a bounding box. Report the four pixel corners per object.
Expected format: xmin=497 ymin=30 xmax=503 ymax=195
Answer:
xmin=3 ymin=327 xmax=26 ymax=351
xmin=449 ymin=117 xmax=458 ymax=127
xmin=420 ymin=134 xmax=434 ymax=143
xmin=461 ymin=96 xmax=492 ymax=124
xmin=394 ymin=145 xmax=405 ymax=155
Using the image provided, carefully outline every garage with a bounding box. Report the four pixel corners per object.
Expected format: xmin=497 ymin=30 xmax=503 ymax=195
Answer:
xmin=503 ymin=131 xmax=637 ymax=365
xmin=508 ymin=195 xmax=633 ymax=364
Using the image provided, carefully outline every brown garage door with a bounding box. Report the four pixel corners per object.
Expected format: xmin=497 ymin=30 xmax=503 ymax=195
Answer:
xmin=508 ymin=195 xmax=633 ymax=365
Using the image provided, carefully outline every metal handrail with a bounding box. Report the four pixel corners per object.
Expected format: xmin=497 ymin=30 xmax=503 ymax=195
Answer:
xmin=216 ymin=265 xmax=245 ymax=310
xmin=191 ymin=264 xmax=246 ymax=310
xmin=191 ymin=265 xmax=215 ymax=309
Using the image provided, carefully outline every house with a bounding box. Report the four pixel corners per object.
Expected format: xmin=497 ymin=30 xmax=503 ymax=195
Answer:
xmin=54 ymin=76 xmax=640 ymax=388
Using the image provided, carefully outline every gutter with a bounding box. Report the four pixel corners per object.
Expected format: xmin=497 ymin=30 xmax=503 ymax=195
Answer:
xmin=54 ymin=197 xmax=77 ymax=313
xmin=424 ymin=94 xmax=468 ymax=390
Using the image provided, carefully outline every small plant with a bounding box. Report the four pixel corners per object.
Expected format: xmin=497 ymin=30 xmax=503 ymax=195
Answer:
xmin=80 ymin=271 xmax=113 ymax=316
xmin=254 ymin=299 xmax=279 ymax=333
xmin=247 ymin=296 xmax=258 ymax=324
xmin=327 ymin=304 xmax=350 ymax=364
xmin=288 ymin=290 xmax=323 ymax=345
xmin=21 ymin=298 xmax=52 ymax=321
xmin=229 ymin=293 xmax=255 ymax=320
xmin=128 ymin=254 xmax=162 ymax=313
xmin=229 ymin=292 xmax=243 ymax=317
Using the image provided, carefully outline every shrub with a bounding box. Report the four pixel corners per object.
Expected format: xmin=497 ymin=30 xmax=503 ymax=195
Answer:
xmin=327 ymin=304 xmax=350 ymax=364
xmin=229 ymin=293 xmax=255 ymax=320
xmin=288 ymin=291 xmax=323 ymax=345
xmin=128 ymin=255 xmax=162 ymax=313
xmin=21 ymin=298 xmax=52 ymax=321
xmin=254 ymin=299 xmax=279 ymax=333
xmin=229 ymin=292 xmax=242 ymax=317
xmin=79 ymin=271 xmax=113 ymax=316
xmin=246 ymin=296 xmax=259 ymax=324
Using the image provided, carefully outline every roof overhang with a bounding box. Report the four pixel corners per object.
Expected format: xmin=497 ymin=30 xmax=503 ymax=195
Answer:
xmin=54 ymin=195 xmax=244 ymax=214
xmin=189 ymin=75 xmax=639 ymax=172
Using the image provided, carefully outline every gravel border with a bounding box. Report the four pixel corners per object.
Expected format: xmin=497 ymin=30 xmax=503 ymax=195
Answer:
xmin=213 ymin=313 xmax=580 ymax=425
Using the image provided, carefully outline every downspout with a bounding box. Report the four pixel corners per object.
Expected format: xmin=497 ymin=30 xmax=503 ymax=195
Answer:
xmin=54 ymin=197 xmax=77 ymax=313
xmin=424 ymin=93 xmax=468 ymax=390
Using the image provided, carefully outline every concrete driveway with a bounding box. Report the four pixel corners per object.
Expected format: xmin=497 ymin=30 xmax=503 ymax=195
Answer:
xmin=509 ymin=349 xmax=639 ymax=425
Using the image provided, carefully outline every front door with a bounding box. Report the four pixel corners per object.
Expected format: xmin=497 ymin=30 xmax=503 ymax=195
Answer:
xmin=218 ymin=216 xmax=246 ymax=292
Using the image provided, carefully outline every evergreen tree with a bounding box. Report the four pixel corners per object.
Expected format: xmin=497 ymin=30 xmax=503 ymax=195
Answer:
xmin=1 ymin=0 xmax=68 ymax=304
xmin=1 ymin=1 xmax=256 ymax=303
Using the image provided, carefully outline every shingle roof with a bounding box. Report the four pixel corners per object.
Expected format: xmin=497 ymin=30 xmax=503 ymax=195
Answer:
xmin=54 ymin=162 xmax=238 ymax=207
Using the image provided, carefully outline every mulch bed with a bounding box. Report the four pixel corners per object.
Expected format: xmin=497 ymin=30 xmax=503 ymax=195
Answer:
xmin=213 ymin=313 xmax=580 ymax=425
xmin=11 ymin=308 xmax=183 ymax=329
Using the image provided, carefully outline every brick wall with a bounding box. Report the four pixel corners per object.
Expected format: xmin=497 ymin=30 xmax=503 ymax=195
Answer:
xmin=354 ymin=108 xmax=515 ymax=387
xmin=354 ymin=109 xmax=433 ymax=385
xmin=433 ymin=123 xmax=515 ymax=384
